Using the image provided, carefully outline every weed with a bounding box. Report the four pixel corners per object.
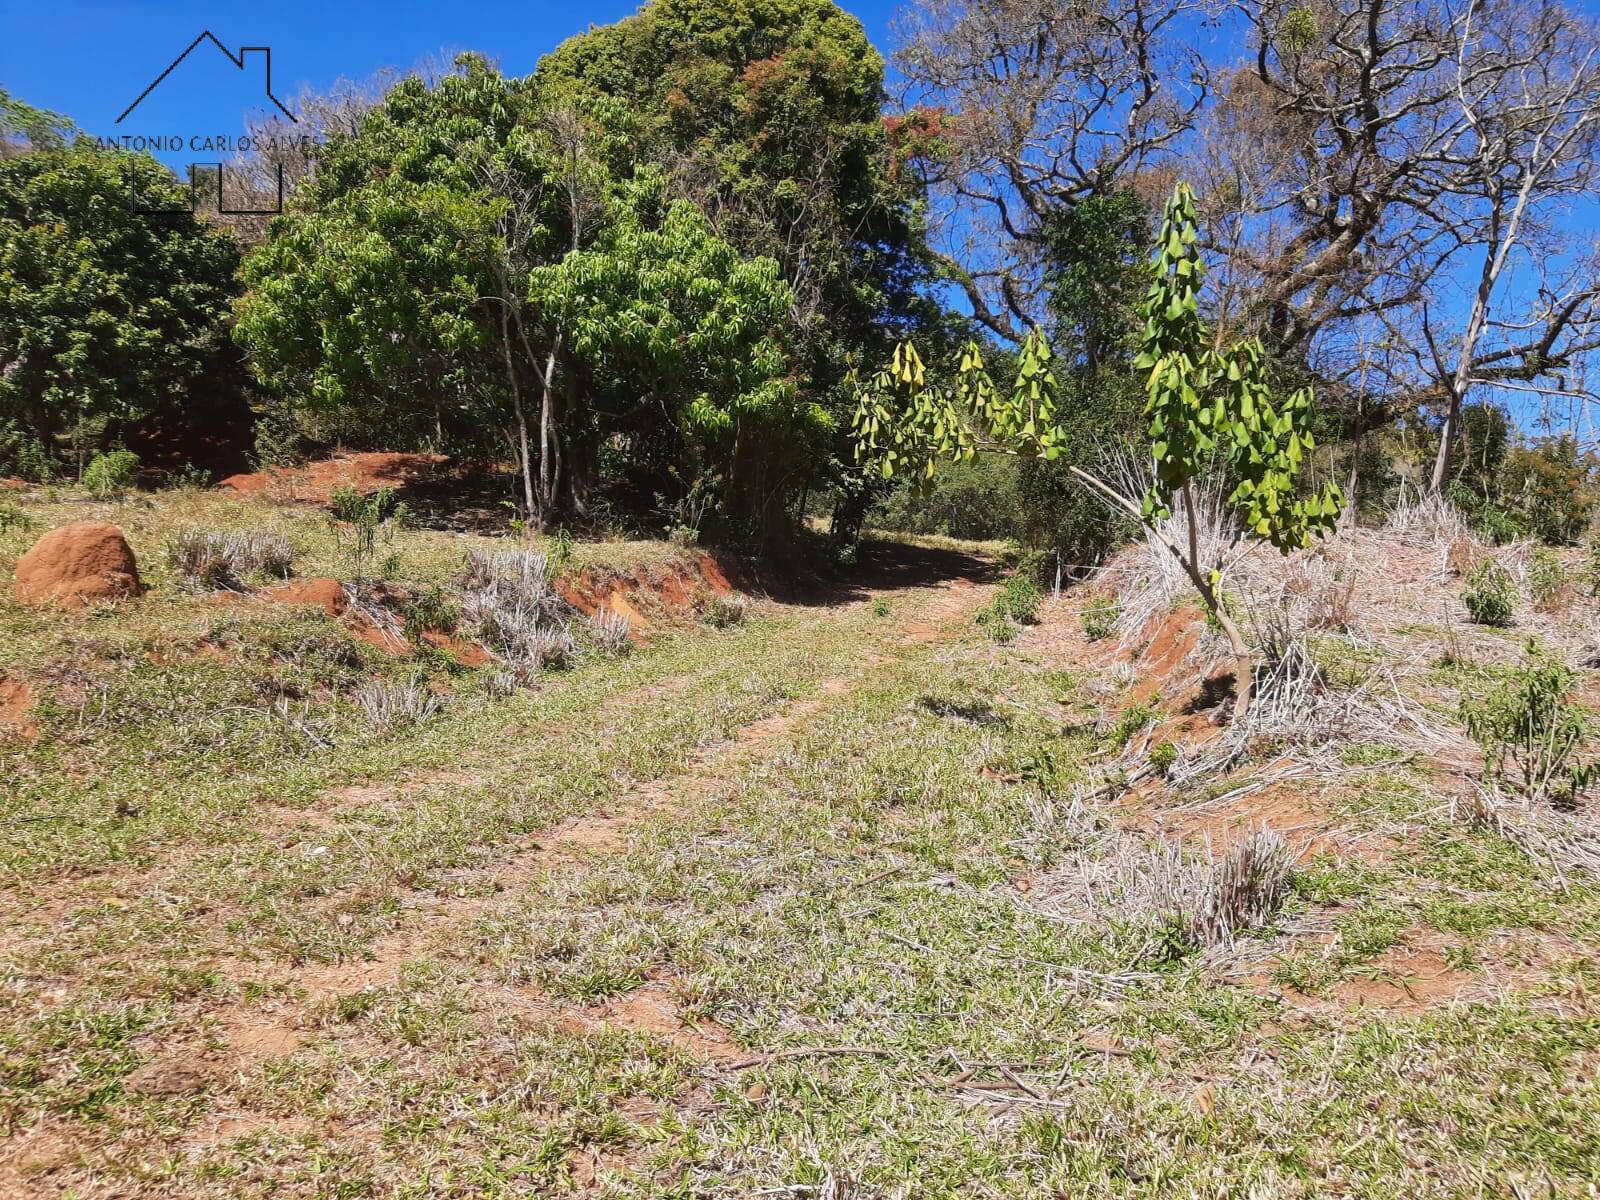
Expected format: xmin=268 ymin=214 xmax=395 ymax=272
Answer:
xmin=1526 ymin=549 xmax=1571 ymax=613
xmin=1110 ymin=699 xmax=1158 ymax=748
xmin=1461 ymin=650 xmax=1597 ymax=808
xmin=1149 ymin=740 xmax=1177 ymax=775
xmin=82 ymin=449 xmax=140 ymax=497
xmin=698 ymin=593 xmax=750 ymax=629
xmin=1587 ymin=538 xmax=1600 ymax=598
xmin=1081 ymin=595 xmax=1119 ymax=641
xmin=1463 ymin=559 xmax=1514 ymax=627
xmin=872 ymin=597 xmax=891 ymax=618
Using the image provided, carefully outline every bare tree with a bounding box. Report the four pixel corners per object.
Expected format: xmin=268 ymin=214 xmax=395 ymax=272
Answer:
xmin=894 ymin=0 xmax=1209 ymax=341
xmin=1421 ymin=0 xmax=1600 ymax=490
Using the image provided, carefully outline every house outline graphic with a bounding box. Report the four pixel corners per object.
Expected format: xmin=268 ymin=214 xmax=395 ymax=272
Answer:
xmin=116 ymin=30 xmax=297 ymax=126
xmin=115 ymin=31 xmax=299 ymax=216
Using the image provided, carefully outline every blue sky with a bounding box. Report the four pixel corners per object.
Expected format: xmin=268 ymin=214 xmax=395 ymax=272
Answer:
xmin=0 ymin=0 xmax=905 ymax=170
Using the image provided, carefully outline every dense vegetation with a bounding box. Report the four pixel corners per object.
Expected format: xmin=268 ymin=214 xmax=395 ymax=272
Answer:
xmin=0 ymin=0 xmax=1595 ymax=555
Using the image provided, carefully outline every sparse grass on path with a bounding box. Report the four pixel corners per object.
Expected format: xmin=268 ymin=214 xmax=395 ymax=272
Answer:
xmin=2 ymin=501 xmax=1598 ymax=1197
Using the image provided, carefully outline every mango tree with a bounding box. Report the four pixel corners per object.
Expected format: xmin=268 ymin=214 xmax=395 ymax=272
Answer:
xmin=851 ymin=184 xmax=1344 ymax=715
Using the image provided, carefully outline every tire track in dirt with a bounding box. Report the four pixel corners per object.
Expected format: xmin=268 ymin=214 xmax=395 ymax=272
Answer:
xmin=214 ymin=564 xmax=997 ymax=1071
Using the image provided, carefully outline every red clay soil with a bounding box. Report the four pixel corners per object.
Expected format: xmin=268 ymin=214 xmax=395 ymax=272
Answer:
xmin=216 ymin=453 xmax=448 ymax=504
xmin=0 ymin=677 xmax=38 ymax=739
xmin=419 ymin=631 xmax=491 ymax=667
xmin=13 ymin=522 xmax=143 ymax=610
xmin=260 ymin=577 xmax=348 ymax=617
xmin=558 ymin=552 xmax=739 ymax=636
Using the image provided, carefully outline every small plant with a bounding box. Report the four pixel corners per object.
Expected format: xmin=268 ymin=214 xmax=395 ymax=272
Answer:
xmin=1149 ymin=740 xmax=1178 ymax=776
xmin=167 ymin=528 xmax=294 ymax=590
xmin=1081 ymin=595 xmax=1119 ymax=641
xmin=545 ymin=528 xmax=575 ymax=578
xmin=329 ymin=486 xmax=409 ymax=586
xmin=698 ymin=593 xmax=749 ymax=629
xmin=996 ymin=572 xmax=1042 ymax=624
xmin=872 ymin=597 xmax=891 ymax=618
xmin=167 ymin=463 xmax=213 ymax=490
xmin=82 ymin=449 xmax=140 ymax=497
xmin=1463 ymin=559 xmax=1514 ymax=627
xmin=587 ymin=607 xmax=633 ymax=656
xmin=1587 ymin=538 xmax=1600 ymax=598
xmin=1461 ymin=650 xmax=1597 ymax=809
xmin=401 ymin=585 xmax=459 ymax=635
xmin=1526 ymin=550 xmax=1571 ymax=613
xmin=1111 ymin=699 xmax=1158 ymax=748
xmin=0 ymin=499 xmax=32 ymax=535
xmin=354 ymin=675 xmax=444 ymax=732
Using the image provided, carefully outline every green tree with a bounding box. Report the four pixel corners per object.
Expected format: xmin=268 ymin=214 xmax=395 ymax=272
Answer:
xmin=852 ymin=184 xmax=1343 ymax=715
xmin=535 ymin=0 xmax=935 ymax=532
xmin=529 ymin=172 xmax=815 ymax=540
xmin=0 ymin=142 xmax=240 ymax=476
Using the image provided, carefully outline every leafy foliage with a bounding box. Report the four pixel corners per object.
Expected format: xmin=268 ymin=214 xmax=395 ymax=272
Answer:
xmin=81 ymin=449 xmax=140 ymax=498
xmin=1463 ymin=560 xmax=1515 ymax=627
xmin=1462 ymin=651 xmax=1597 ymax=808
xmin=0 ymin=143 xmax=240 ymax=473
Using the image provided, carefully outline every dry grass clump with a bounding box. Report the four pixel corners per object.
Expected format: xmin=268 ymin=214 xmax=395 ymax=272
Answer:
xmin=698 ymin=592 xmax=750 ymax=629
xmin=587 ymin=608 xmax=633 ymax=656
xmin=1280 ymin=554 xmax=1358 ymax=633
xmin=167 ymin=528 xmax=293 ymax=590
xmin=1056 ymin=826 xmax=1292 ymax=958
xmin=354 ymin=676 xmax=444 ymax=731
xmin=460 ymin=549 xmax=577 ymax=669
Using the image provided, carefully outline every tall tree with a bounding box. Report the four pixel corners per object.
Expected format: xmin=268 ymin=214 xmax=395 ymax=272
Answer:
xmin=0 ymin=142 xmax=240 ymax=474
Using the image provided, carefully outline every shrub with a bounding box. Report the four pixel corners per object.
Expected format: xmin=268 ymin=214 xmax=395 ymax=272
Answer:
xmin=329 ymin=486 xmax=409 ymax=585
xmin=871 ymin=597 xmax=891 ymax=618
xmin=1586 ymin=539 xmax=1600 ymax=599
xmin=460 ymin=548 xmax=576 ymax=669
xmin=401 ymin=585 xmax=459 ymax=635
xmin=0 ymin=498 xmax=32 ymax=535
xmin=1526 ymin=550 xmax=1571 ymax=614
xmin=1081 ymin=595 xmax=1119 ymax=641
xmin=167 ymin=528 xmax=294 ymax=590
xmin=996 ymin=573 xmax=1042 ymax=625
xmin=1461 ymin=651 xmax=1597 ymax=808
xmin=82 ymin=449 xmax=140 ymax=497
xmin=1463 ymin=560 xmax=1514 ymax=627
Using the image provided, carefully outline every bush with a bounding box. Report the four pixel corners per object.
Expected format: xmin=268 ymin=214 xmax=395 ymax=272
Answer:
xmin=869 ymin=457 xmax=1024 ymax=540
xmin=82 ymin=449 xmax=140 ymax=497
xmin=1081 ymin=595 xmax=1119 ymax=641
xmin=1461 ymin=651 xmax=1597 ymax=808
xmin=0 ymin=498 xmax=32 ymax=535
xmin=354 ymin=675 xmax=444 ymax=732
xmin=1463 ymin=560 xmax=1514 ymax=627
xmin=167 ymin=528 xmax=294 ymax=590
xmin=1526 ymin=550 xmax=1571 ymax=614
xmin=401 ymin=585 xmax=459 ymax=635
xmin=993 ymin=573 xmax=1042 ymax=625
xmin=1586 ymin=539 xmax=1600 ymax=599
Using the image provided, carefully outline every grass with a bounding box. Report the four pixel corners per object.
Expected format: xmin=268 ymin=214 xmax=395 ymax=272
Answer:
xmin=2 ymin=485 xmax=1599 ymax=1197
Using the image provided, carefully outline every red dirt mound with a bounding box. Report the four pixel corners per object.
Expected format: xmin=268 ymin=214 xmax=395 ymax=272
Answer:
xmin=0 ymin=677 xmax=38 ymax=739
xmin=13 ymin=522 xmax=143 ymax=610
xmin=261 ymin=577 xmax=348 ymax=617
xmin=217 ymin=453 xmax=447 ymax=504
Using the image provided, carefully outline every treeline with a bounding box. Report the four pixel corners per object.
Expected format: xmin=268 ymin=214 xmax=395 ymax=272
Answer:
xmin=2 ymin=0 xmax=1597 ymax=554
